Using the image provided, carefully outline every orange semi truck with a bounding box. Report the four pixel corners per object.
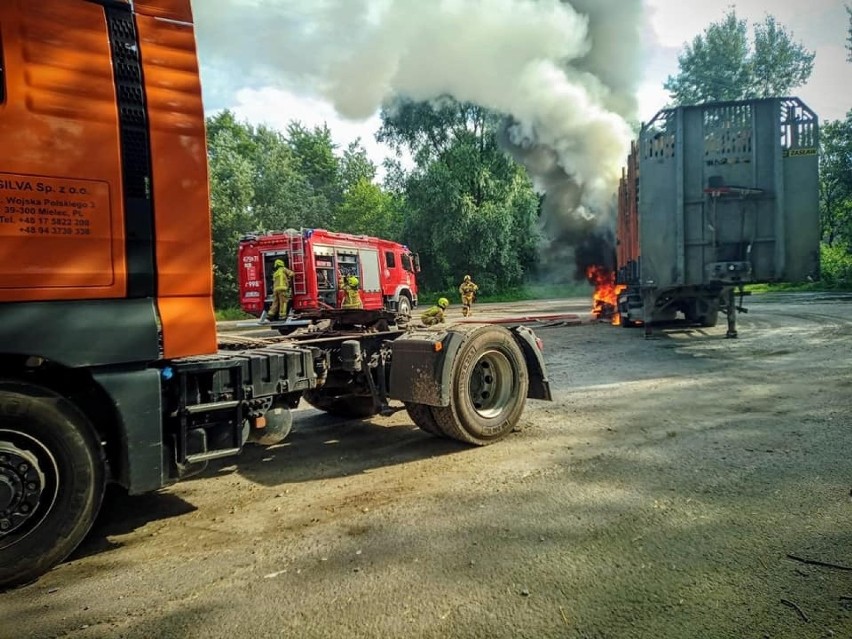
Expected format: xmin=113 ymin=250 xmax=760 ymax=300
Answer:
xmin=0 ymin=0 xmax=551 ymax=588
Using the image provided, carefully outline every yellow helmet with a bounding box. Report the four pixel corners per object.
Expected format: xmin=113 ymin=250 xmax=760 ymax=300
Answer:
xmin=437 ymin=297 xmax=449 ymax=309
xmin=348 ymin=275 xmax=359 ymax=287
xmin=274 ymin=259 xmax=285 ymax=268
xmin=464 ymin=275 xmax=471 ymax=282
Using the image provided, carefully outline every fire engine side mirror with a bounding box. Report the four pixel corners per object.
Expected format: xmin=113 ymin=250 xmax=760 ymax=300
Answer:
xmin=413 ymin=254 xmax=421 ymax=273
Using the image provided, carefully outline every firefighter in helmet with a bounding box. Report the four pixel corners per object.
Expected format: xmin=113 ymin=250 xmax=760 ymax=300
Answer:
xmin=339 ymin=271 xmax=363 ymax=309
xmin=420 ymin=297 xmax=449 ymax=326
xmin=458 ymin=274 xmax=479 ymax=317
xmin=267 ymin=258 xmax=295 ymax=321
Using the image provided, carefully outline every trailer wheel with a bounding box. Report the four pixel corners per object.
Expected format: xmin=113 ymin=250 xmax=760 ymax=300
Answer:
xmin=302 ymin=390 xmax=378 ymax=419
xmin=431 ymin=327 xmax=529 ymax=446
xmin=686 ymin=301 xmax=719 ymax=328
xmin=0 ymin=382 xmax=105 ymax=589
xmin=403 ymin=402 xmax=445 ymax=437
xmin=699 ymin=309 xmax=719 ymax=328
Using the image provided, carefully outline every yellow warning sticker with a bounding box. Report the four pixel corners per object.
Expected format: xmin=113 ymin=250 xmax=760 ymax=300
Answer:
xmin=783 ymin=148 xmax=817 ymax=157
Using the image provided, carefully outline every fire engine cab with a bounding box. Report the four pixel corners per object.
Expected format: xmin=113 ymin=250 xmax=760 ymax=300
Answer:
xmin=238 ymin=229 xmax=420 ymax=323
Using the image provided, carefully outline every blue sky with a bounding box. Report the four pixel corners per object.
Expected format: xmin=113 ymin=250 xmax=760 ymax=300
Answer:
xmin=196 ymin=0 xmax=851 ymax=171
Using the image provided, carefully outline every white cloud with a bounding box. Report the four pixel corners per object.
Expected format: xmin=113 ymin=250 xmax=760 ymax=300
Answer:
xmin=644 ymin=0 xmax=841 ymax=48
xmin=639 ymin=0 xmax=851 ymax=121
xmin=198 ymin=0 xmax=851 ymax=175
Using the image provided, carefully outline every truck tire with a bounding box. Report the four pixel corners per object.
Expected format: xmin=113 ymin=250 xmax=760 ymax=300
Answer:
xmin=686 ymin=301 xmax=719 ymax=328
xmin=699 ymin=308 xmax=719 ymax=328
xmin=431 ymin=326 xmax=529 ymax=446
xmin=396 ymin=294 xmax=412 ymax=319
xmin=0 ymin=382 xmax=105 ymax=589
xmin=302 ymin=389 xmax=378 ymax=419
xmin=403 ymin=402 xmax=445 ymax=437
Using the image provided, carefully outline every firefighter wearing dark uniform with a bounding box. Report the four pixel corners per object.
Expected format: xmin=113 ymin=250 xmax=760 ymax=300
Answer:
xmin=458 ymin=274 xmax=479 ymax=317
xmin=339 ymin=273 xmax=363 ymax=309
xmin=420 ymin=297 xmax=449 ymax=326
xmin=267 ymin=258 xmax=295 ymax=320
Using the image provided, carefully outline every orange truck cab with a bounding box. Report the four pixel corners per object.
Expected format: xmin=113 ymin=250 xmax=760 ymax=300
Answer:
xmin=0 ymin=0 xmax=550 ymax=589
xmin=0 ymin=0 xmax=321 ymax=587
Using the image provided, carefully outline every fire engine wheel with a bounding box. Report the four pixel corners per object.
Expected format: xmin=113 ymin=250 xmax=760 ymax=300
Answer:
xmin=431 ymin=326 xmax=528 ymax=446
xmin=396 ymin=294 xmax=412 ymax=319
xmin=0 ymin=382 xmax=105 ymax=589
xmin=403 ymin=402 xmax=445 ymax=437
xmin=302 ymin=390 xmax=378 ymax=420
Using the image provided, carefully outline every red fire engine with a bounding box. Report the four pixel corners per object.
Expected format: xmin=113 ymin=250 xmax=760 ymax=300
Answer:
xmin=238 ymin=229 xmax=420 ymax=322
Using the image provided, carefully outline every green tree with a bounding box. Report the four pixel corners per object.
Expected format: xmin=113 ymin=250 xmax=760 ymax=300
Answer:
xmin=207 ymin=114 xmax=256 ymax=307
xmin=820 ymin=112 xmax=852 ymax=248
xmin=339 ymin=139 xmax=377 ymax=192
xmin=249 ymin=125 xmax=325 ymax=232
xmin=206 ymin=113 xmax=340 ymax=306
xmin=206 ymin=111 xmax=408 ymax=308
xmin=751 ymin=16 xmax=815 ymax=98
xmin=664 ymin=11 xmax=814 ymax=104
xmin=337 ymin=177 xmax=403 ymax=240
xmin=286 ymin=122 xmax=342 ymax=227
xmin=378 ymin=98 xmax=540 ymax=293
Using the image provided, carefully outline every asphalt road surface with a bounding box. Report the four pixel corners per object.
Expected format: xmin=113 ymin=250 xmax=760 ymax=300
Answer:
xmin=2 ymin=293 xmax=851 ymax=639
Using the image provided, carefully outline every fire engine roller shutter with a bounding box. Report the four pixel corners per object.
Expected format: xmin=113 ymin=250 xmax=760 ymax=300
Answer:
xmin=104 ymin=2 xmax=157 ymax=299
xmin=359 ymin=249 xmax=381 ymax=292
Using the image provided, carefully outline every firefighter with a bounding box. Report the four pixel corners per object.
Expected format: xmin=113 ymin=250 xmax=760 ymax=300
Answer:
xmin=420 ymin=297 xmax=449 ymax=326
xmin=267 ymin=258 xmax=295 ymax=321
xmin=458 ymin=274 xmax=479 ymax=317
xmin=339 ymin=271 xmax=363 ymax=309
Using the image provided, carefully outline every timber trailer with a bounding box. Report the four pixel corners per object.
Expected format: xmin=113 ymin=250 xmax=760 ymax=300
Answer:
xmin=616 ymin=98 xmax=821 ymax=337
xmin=0 ymin=0 xmax=551 ymax=588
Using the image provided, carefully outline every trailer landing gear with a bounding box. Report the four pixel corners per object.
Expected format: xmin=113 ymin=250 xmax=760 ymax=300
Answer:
xmin=725 ymin=289 xmax=738 ymax=339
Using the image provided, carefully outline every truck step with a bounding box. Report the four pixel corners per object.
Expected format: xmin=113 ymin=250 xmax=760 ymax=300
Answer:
xmin=186 ymin=447 xmax=242 ymax=464
xmin=184 ymin=400 xmax=240 ymax=414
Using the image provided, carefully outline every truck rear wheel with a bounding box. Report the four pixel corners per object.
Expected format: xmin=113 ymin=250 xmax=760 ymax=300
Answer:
xmin=403 ymin=402 xmax=445 ymax=437
xmin=0 ymin=382 xmax=105 ymax=589
xmin=302 ymin=389 xmax=378 ymax=419
xmin=431 ymin=327 xmax=529 ymax=446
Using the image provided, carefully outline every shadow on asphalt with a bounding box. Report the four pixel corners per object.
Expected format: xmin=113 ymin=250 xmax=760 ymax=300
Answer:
xmin=69 ymin=407 xmax=466 ymax=564
xmin=201 ymin=407 xmax=468 ymax=487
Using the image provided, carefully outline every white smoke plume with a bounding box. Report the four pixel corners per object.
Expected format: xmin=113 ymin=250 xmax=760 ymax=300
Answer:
xmin=196 ymin=0 xmax=647 ymax=272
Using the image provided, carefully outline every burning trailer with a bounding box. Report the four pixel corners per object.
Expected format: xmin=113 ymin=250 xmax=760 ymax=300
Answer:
xmin=615 ymin=97 xmax=820 ymax=337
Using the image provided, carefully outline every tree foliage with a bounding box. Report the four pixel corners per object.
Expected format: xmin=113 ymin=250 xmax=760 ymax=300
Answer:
xmin=207 ymin=112 xmax=373 ymax=306
xmin=337 ymin=177 xmax=402 ymax=240
xmin=378 ymin=98 xmax=540 ymax=293
xmin=664 ymin=11 xmax=815 ymax=105
xmin=207 ymin=100 xmax=546 ymax=309
xmin=820 ymin=112 xmax=852 ymax=248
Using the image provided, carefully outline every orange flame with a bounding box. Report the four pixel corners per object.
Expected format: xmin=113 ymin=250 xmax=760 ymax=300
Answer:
xmin=586 ymin=265 xmax=626 ymax=326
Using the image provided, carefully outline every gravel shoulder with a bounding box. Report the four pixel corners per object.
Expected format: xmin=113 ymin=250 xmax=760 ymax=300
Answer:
xmin=3 ymin=294 xmax=851 ymax=639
